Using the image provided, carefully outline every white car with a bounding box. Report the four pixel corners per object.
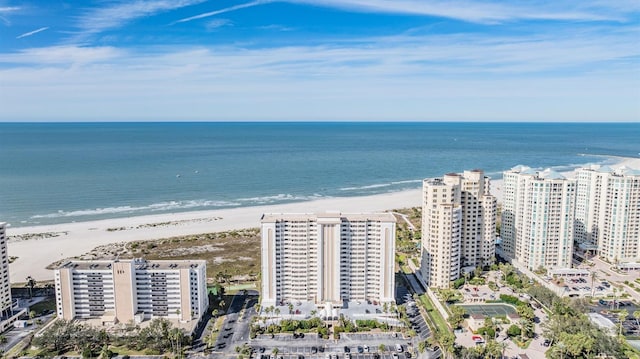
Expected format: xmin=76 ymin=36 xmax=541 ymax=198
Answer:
xmin=363 ymin=345 xmax=369 ymax=353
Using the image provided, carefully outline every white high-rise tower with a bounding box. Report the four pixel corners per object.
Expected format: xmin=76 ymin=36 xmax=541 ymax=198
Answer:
xmin=420 ymin=170 xmax=496 ymax=288
xmin=575 ymin=165 xmax=640 ymax=263
xmin=501 ymin=166 xmax=576 ymax=270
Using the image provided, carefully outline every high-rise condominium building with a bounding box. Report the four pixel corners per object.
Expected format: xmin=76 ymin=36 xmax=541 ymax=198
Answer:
xmin=54 ymin=258 xmax=208 ymax=325
xmin=501 ymin=166 xmax=576 ymax=270
xmin=420 ymin=170 xmax=496 ymax=288
xmin=0 ymin=223 xmax=11 ymax=315
xmin=575 ymin=165 xmax=640 ymax=263
xmin=260 ymin=212 xmax=396 ymax=308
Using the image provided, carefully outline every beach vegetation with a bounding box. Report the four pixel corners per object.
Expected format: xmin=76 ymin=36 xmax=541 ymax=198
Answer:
xmin=30 ymin=318 xmax=190 ymax=357
xmin=50 ymin=228 xmax=261 ymax=284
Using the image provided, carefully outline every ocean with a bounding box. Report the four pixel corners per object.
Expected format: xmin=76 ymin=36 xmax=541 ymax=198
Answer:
xmin=0 ymin=122 xmax=638 ymax=227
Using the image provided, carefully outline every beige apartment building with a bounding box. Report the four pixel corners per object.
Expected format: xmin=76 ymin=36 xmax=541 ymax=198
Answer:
xmin=420 ymin=170 xmax=496 ymax=288
xmin=0 ymin=223 xmax=11 ymax=316
xmin=575 ymin=165 xmax=640 ymax=263
xmin=54 ymin=258 xmax=208 ymax=326
xmin=501 ymin=166 xmax=576 ymax=270
xmin=260 ymin=212 xmax=396 ymax=308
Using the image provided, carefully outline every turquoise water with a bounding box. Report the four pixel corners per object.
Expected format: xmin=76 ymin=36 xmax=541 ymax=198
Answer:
xmin=0 ymin=122 xmax=638 ymax=226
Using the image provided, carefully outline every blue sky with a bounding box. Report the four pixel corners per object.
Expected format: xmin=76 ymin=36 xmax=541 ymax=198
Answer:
xmin=0 ymin=1 xmax=638 ymax=121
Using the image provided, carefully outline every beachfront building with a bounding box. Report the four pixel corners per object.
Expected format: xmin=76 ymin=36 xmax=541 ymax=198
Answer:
xmin=420 ymin=170 xmax=497 ymax=288
xmin=260 ymin=212 xmax=396 ymax=309
xmin=0 ymin=223 xmax=12 ymax=317
xmin=575 ymin=165 xmax=640 ymax=263
xmin=54 ymin=258 xmax=208 ymax=327
xmin=501 ymin=166 xmax=576 ymax=270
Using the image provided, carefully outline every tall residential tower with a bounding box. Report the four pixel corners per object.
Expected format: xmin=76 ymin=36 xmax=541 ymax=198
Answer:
xmin=260 ymin=212 xmax=396 ymax=309
xmin=501 ymin=166 xmax=576 ymax=270
xmin=0 ymin=223 xmax=11 ymax=317
xmin=420 ymin=170 xmax=496 ymax=288
xmin=575 ymin=165 xmax=640 ymax=263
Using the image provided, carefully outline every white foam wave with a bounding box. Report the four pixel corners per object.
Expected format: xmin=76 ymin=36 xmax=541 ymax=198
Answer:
xmin=237 ymin=193 xmax=324 ymax=204
xmin=30 ymin=200 xmax=242 ymax=219
xmin=340 ymin=179 xmax=421 ymax=191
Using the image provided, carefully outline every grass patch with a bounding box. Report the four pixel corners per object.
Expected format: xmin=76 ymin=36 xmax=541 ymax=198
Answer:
xmin=29 ymin=297 xmax=57 ymax=315
xmin=419 ymin=294 xmax=449 ymax=335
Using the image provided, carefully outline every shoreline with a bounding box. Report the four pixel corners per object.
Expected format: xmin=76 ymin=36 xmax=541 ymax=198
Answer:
xmin=7 ymin=155 xmax=640 ymax=283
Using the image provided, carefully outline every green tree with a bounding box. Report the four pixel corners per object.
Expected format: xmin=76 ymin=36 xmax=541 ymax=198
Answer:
xmin=99 ymin=344 xmax=113 ymax=359
xmin=617 ymin=309 xmax=629 ymax=336
xmin=633 ymin=310 xmax=640 ymax=329
xmin=378 ymin=344 xmax=386 ymax=353
xmin=440 ymin=289 xmax=456 ymax=303
xmin=506 ymin=324 xmax=521 ymax=337
xmin=417 ymin=340 xmax=427 ymax=353
xmin=447 ymin=305 xmax=465 ymax=328
xmin=25 ymin=275 xmax=37 ymax=299
xmin=516 ymin=304 xmax=535 ymax=322
xmin=435 ymin=331 xmax=456 ymax=359
xmin=474 ymin=266 xmax=483 ymax=279
xmin=29 ymin=310 xmax=37 ymax=323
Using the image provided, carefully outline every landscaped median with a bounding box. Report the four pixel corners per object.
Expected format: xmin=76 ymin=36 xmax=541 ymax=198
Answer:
xmin=418 ymin=294 xmax=450 ymax=335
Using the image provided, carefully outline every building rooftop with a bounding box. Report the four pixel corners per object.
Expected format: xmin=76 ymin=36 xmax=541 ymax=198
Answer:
xmin=539 ymin=168 xmax=565 ymax=180
xmin=261 ymin=212 xmax=397 ymax=223
xmin=57 ymin=258 xmax=206 ymax=271
xmin=580 ymin=164 xmax=640 ymax=177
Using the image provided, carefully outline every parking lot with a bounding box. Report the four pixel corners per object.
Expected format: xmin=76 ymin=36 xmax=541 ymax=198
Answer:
xmin=252 ymin=344 xmax=412 ymax=358
xmin=255 ymin=353 xmax=410 ymax=359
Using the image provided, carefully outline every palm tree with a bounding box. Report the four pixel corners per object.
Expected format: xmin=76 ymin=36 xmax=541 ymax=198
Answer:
xmin=618 ymin=309 xmax=629 ymax=336
xmin=274 ymin=308 xmax=280 ymax=317
xmin=25 ymin=276 xmax=36 ymax=299
xmin=591 ymin=272 xmax=597 ymax=297
xmin=633 ymin=310 xmax=640 ymax=329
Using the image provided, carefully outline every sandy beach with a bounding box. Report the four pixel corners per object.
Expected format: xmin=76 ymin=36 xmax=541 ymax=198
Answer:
xmin=6 ymin=155 xmax=639 ymax=283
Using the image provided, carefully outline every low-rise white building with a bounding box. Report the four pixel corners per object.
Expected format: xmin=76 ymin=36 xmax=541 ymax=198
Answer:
xmin=54 ymin=258 xmax=208 ymax=326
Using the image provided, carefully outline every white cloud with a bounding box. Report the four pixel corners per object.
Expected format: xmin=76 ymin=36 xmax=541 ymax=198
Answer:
xmin=0 ymin=5 xmax=20 ymax=26
xmin=0 ymin=6 xmax=20 ymax=13
xmin=205 ymin=18 xmax=232 ymax=31
xmin=287 ymin=0 xmax=635 ymax=23
xmin=174 ymin=0 xmax=637 ymax=24
xmin=0 ymin=27 xmax=637 ymax=121
xmin=174 ymin=0 xmax=270 ymax=24
xmin=16 ymin=26 xmax=49 ymax=39
xmin=74 ymin=0 xmax=206 ymax=35
xmin=0 ymin=45 xmax=123 ymax=65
